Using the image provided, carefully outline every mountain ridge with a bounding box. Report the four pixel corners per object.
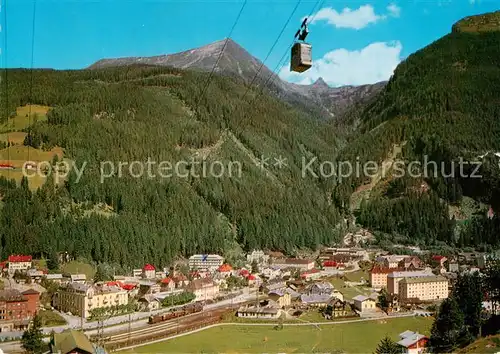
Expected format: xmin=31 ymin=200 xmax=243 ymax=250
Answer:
xmin=88 ymin=38 xmax=386 ymax=120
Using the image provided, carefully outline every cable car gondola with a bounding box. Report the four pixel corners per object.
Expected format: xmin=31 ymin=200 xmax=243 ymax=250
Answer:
xmin=291 ymin=18 xmax=312 ymax=73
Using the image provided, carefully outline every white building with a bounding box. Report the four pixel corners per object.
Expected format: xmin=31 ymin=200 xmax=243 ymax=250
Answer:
xmin=188 ymin=254 xmax=224 ymax=271
xmin=142 ymin=264 xmax=156 ymax=279
xmin=8 ymin=255 xmax=33 ymax=272
xmin=54 ymin=283 xmax=128 ymax=319
xmin=271 ymin=258 xmax=315 ymax=271
xmin=387 ymin=270 xmax=434 ymax=295
xmin=237 ymin=305 xmax=280 ymax=319
xmin=353 ymin=295 xmax=376 ymax=312
xmin=44 ymin=274 xmax=64 ymax=283
xmin=397 ymin=330 xmax=428 ymax=354
xmin=186 ymin=278 xmax=220 ymax=301
xmin=70 ymin=274 xmax=86 ymax=283
xmin=247 ymin=250 xmax=269 ymax=266
xmin=260 ymin=267 xmax=282 ymax=280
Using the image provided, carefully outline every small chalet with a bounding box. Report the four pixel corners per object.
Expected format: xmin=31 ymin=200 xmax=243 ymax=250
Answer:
xmin=0 ymin=163 xmax=14 ymax=170
xmin=353 ymin=295 xmax=376 ymax=312
xmin=432 ymin=256 xmax=447 ymax=268
xmin=300 ymin=294 xmax=332 ymax=308
xmin=237 ymin=304 xmax=280 ymax=319
xmin=323 ymin=260 xmax=338 ymax=272
xmin=160 ymin=277 xmax=176 ymax=292
xmin=324 ymin=298 xmax=355 ymax=319
xmin=50 ymin=329 xmax=98 ymax=354
xmin=268 ymin=290 xmax=292 ymax=308
xmin=398 ymin=256 xmax=423 ymax=270
xmin=397 ymin=330 xmax=428 ymax=354
xmin=307 ymin=282 xmax=334 ymax=296
xmin=138 ymin=294 xmax=161 ymax=312
xmin=217 ymin=264 xmax=233 ymax=277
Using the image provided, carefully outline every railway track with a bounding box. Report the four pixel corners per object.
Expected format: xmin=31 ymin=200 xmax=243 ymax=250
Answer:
xmin=100 ymin=304 xmax=242 ymax=350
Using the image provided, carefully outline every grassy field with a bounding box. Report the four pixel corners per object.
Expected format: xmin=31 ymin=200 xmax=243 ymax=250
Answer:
xmin=38 ymin=309 xmax=67 ymax=327
xmin=328 ymin=272 xmax=372 ymax=301
xmin=0 ymin=105 xmax=67 ymax=190
xmin=0 ymin=105 xmax=50 ymax=132
xmin=343 ymin=270 xmax=369 ymax=283
xmin=0 ymin=131 xmax=28 ymax=145
xmin=458 ymin=334 xmax=500 ymax=353
xmin=0 ymin=145 xmax=67 ymax=190
xmin=121 ymin=316 xmax=432 ymax=353
xmin=60 ymin=260 xmax=95 ymax=279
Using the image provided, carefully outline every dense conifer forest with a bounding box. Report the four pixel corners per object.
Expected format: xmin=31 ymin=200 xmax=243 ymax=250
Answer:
xmin=1 ymin=13 xmax=500 ymax=269
xmin=331 ymin=20 xmax=500 ymax=249
xmin=0 ymin=65 xmax=343 ymax=268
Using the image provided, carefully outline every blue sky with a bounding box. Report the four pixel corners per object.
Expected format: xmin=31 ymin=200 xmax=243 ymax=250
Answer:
xmin=0 ymin=0 xmax=498 ymax=86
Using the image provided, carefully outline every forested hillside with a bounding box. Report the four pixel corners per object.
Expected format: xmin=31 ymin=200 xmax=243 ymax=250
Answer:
xmin=0 ymin=65 xmax=344 ymax=268
xmin=332 ymin=12 xmax=500 ymax=249
xmin=1 ymin=12 xmax=500 ymax=269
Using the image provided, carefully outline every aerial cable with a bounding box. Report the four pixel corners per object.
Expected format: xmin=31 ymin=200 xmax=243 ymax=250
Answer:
xmin=249 ymin=0 xmax=327 ymax=106
xmin=27 ymin=0 xmax=37 ymax=165
xmin=195 ymin=0 xmax=248 ymax=116
xmin=3 ymin=0 xmax=9 ymax=180
xmin=240 ymin=0 xmax=303 ymax=102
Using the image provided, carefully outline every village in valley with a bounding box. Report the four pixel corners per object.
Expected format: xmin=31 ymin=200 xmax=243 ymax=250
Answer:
xmin=1 ymin=229 xmax=499 ymax=353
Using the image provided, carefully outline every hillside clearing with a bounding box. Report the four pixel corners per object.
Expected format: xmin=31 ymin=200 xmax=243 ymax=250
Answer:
xmin=0 ymin=104 xmax=50 ymax=132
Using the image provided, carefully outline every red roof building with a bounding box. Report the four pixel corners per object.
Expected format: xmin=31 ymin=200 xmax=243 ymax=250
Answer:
xmin=161 ymin=277 xmax=172 ymax=284
xmin=122 ymin=284 xmax=137 ymax=291
xmin=239 ymin=269 xmax=250 ymax=276
xmin=323 ymin=260 xmax=337 ymax=268
xmin=370 ymin=266 xmax=405 ymax=289
xmin=142 ymin=264 xmax=155 ymax=271
xmin=7 ymin=255 xmax=33 ymax=272
xmin=300 ymin=268 xmax=321 ymax=280
xmin=8 ymin=255 xmax=32 ymax=263
xmin=247 ymin=274 xmax=256 ymax=281
xmin=218 ymin=264 xmax=233 ymax=273
xmin=432 ymin=256 xmax=447 ymax=267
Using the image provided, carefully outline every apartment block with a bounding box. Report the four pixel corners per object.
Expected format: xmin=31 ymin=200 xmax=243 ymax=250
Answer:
xmin=271 ymin=258 xmax=315 ymax=271
xmin=55 ymin=283 xmax=128 ymax=319
xmin=188 ymin=254 xmax=224 ymax=271
xmin=370 ymin=267 xmax=404 ymax=289
xmin=387 ymin=270 xmax=434 ymax=295
xmin=398 ymin=275 xmax=449 ymax=302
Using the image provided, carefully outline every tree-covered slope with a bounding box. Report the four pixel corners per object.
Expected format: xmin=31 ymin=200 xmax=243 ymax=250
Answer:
xmin=0 ymin=65 xmax=344 ymax=268
xmin=332 ymin=12 xmax=500 ymax=248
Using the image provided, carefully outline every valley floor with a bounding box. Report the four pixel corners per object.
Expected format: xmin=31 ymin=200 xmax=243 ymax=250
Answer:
xmin=120 ymin=316 xmax=432 ymax=353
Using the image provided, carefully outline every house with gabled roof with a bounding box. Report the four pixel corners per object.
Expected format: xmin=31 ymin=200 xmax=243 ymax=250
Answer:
xmin=397 ymin=330 xmax=428 ymax=354
xmin=50 ymin=329 xmax=98 ymax=354
xmin=352 ymin=295 xmax=376 ymax=312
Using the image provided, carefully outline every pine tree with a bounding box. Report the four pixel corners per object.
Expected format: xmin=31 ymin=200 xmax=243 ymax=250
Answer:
xmin=378 ymin=288 xmax=390 ymax=314
xmin=484 ymin=257 xmax=500 ymax=314
xmin=94 ymin=263 xmax=114 ymax=282
xmin=251 ymin=259 xmax=259 ymax=274
xmin=21 ymin=314 xmax=45 ymax=354
xmin=374 ymin=336 xmax=401 ymax=354
xmin=452 ymin=272 xmax=484 ymax=338
xmin=430 ymin=297 xmax=465 ymax=353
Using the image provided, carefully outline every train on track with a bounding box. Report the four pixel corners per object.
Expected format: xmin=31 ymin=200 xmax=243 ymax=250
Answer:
xmin=148 ymin=302 xmax=203 ymax=324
